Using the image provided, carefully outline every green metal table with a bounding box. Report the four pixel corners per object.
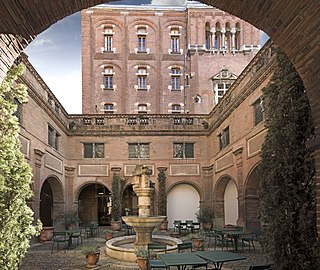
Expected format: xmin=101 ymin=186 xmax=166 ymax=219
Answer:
xmin=223 ymin=230 xmax=248 ymax=251
xmin=195 ymin=250 xmax=246 ymax=270
xmin=159 ymin=252 xmax=207 ymax=270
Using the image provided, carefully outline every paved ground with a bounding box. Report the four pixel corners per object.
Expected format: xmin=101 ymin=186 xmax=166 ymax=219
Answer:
xmin=20 ymin=229 xmax=271 ymax=270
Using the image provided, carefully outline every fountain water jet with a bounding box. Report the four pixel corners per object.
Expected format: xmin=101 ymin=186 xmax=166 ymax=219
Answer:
xmin=106 ymin=164 xmax=181 ymax=262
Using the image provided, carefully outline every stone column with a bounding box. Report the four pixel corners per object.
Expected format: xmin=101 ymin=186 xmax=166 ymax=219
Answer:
xmin=211 ymin=28 xmax=215 ymax=51
xmin=221 ymin=28 xmax=226 ymax=51
xmin=32 ymin=149 xmax=45 ymax=222
xmin=231 ymin=28 xmax=236 ymax=53
xmin=201 ymin=165 xmax=214 ymax=205
xmin=65 ymin=166 xmax=76 ymax=212
xmin=233 ymin=147 xmax=244 ymax=227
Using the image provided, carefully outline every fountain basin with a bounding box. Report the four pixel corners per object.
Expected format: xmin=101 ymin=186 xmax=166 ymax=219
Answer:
xmin=106 ymin=235 xmax=182 ymax=262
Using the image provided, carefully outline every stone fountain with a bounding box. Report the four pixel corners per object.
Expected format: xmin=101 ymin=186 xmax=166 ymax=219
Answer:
xmin=106 ymin=164 xmax=181 ymax=262
xmin=122 ymin=164 xmax=166 ymax=247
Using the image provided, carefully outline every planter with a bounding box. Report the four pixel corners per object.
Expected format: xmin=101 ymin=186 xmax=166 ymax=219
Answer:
xmin=192 ymin=238 xmax=204 ymax=251
xmin=136 ymin=257 xmax=148 ymax=270
xmin=39 ymin=226 xmax=54 ymax=242
xmin=105 ymin=233 xmax=113 ymax=241
xmin=111 ymin=220 xmax=121 ymax=231
xmin=86 ymin=252 xmax=100 ymax=268
xmin=202 ymin=223 xmax=212 ymax=231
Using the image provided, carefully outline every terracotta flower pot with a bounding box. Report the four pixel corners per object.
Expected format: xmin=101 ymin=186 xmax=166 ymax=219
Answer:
xmin=39 ymin=226 xmax=54 ymax=242
xmin=192 ymin=238 xmax=204 ymax=250
xmin=105 ymin=233 xmax=113 ymax=241
xmin=136 ymin=257 xmax=148 ymax=270
xmin=86 ymin=252 xmax=100 ymax=268
xmin=111 ymin=220 xmax=121 ymax=231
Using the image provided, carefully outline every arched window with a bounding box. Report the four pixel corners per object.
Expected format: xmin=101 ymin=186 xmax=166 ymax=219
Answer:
xmin=215 ymin=22 xmax=221 ymax=50
xmin=235 ymin=22 xmax=241 ymax=50
xmin=205 ymin=22 xmax=211 ymax=49
xmin=225 ymin=22 xmax=232 ymax=51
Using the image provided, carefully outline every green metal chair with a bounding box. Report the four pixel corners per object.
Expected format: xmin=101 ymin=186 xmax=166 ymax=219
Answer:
xmin=51 ymin=231 xmax=68 ymax=253
xmin=249 ymin=265 xmax=272 ymax=270
xmin=147 ymin=243 xmax=168 ymax=270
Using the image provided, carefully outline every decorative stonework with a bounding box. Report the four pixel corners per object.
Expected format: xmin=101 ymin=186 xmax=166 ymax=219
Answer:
xmin=78 ymin=164 xmax=109 ymax=176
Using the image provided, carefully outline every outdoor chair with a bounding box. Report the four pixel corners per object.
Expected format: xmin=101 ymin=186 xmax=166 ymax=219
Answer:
xmin=215 ymin=230 xmax=233 ymax=250
xmin=147 ymin=243 xmax=168 ymax=270
xmin=177 ymin=242 xmax=203 ymax=270
xmin=51 ymin=231 xmax=68 ymax=253
xmin=242 ymin=230 xmax=261 ymax=251
xmin=204 ymin=230 xmax=216 ymax=247
xmin=173 ymin=220 xmax=181 ymax=232
xmin=70 ymin=229 xmax=82 ymax=247
xmin=249 ymin=265 xmax=272 ymax=270
xmin=186 ymin=220 xmax=194 ymax=233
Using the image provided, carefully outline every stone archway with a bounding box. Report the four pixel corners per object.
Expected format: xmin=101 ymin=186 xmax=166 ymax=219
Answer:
xmin=0 ymin=0 xmax=319 ymax=235
xmin=40 ymin=176 xmax=64 ymax=227
xmin=214 ymin=176 xmax=239 ymax=227
xmin=244 ymin=164 xmax=262 ymax=230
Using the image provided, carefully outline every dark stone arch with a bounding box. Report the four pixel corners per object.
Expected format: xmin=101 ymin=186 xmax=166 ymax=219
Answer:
xmin=40 ymin=176 xmax=64 ymax=227
xmin=243 ymin=163 xmax=262 ymax=230
xmin=0 ymin=0 xmax=319 ymax=235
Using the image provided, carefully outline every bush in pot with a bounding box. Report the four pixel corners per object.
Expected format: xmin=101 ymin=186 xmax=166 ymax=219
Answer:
xmin=80 ymin=245 xmax=100 ymax=268
xmin=195 ymin=205 xmax=214 ymax=231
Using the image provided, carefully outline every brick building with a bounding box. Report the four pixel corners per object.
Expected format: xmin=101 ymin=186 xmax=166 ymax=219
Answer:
xmin=81 ymin=2 xmax=260 ymax=115
xmin=18 ymin=36 xmax=273 ymax=230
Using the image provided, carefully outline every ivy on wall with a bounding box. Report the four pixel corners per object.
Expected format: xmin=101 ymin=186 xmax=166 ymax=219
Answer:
xmin=0 ymin=64 xmax=41 ymax=269
xmin=260 ymin=51 xmax=319 ymax=269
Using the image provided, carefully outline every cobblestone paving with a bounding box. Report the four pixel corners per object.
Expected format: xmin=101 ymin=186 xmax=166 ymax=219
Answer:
xmin=20 ymin=231 xmax=271 ymax=270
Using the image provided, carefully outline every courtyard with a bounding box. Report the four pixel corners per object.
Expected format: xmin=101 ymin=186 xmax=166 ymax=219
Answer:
xmin=20 ymin=227 xmax=270 ymax=270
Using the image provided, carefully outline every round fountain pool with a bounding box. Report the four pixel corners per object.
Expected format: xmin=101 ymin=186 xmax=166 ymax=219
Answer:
xmin=106 ymin=235 xmax=182 ymax=262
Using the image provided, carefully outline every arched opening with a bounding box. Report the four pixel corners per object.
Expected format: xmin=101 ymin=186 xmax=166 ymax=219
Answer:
xmin=205 ymin=22 xmax=211 ymax=49
xmin=167 ymin=183 xmax=200 ymax=228
xmin=244 ymin=164 xmax=262 ymax=230
xmin=122 ymin=184 xmax=138 ymax=216
xmin=78 ymin=183 xmax=111 ymax=226
xmin=40 ymin=176 xmax=64 ymax=227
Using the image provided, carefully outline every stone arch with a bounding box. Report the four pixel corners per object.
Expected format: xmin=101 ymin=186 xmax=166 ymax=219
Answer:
xmin=122 ymin=183 xmax=138 ymax=216
xmin=167 ymin=181 xmax=202 ymax=228
xmin=0 ymin=0 xmax=319 ymax=236
xmin=213 ymin=175 xmax=239 ymax=227
xmin=243 ymin=163 xmax=262 ymax=230
xmin=75 ymin=182 xmax=111 ymax=225
xmin=40 ymin=175 xmax=64 ymax=227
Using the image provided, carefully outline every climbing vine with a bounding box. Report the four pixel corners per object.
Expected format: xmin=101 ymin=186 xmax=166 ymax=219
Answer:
xmin=0 ymin=64 xmax=41 ymax=269
xmin=260 ymin=50 xmax=319 ymax=269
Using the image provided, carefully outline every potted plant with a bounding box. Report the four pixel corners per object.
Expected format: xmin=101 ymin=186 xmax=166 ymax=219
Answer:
xmin=195 ymin=205 xmax=214 ymax=231
xmin=80 ymin=245 xmax=100 ymax=269
xmin=134 ymin=246 xmax=148 ymax=270
xmin=63 ymin=210 xmax=79 ymax=230
xmin=187 ymin=233 xmax=205 ymax=251
xmin=157 ymin=167 xmax=168 ymax=230
xmin=104 ymin=229 xmax=114 ymax=240
xmin=111 ymin=169 xmax=123 ymax=231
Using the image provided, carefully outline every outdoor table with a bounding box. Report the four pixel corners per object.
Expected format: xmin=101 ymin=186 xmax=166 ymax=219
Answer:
xmin=159 ymin=252 xmax=207 ymax=270
xmin=195 ymin=250 xmax=246 ymax=270
xmin=223 ymin=230 xmax=248 ymax=251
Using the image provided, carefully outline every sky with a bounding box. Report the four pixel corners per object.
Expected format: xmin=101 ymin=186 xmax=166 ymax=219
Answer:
xmin=24 ymin=0 xmax=269 ymax=114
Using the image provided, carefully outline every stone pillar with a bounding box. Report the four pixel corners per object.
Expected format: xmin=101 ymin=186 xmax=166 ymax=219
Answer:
xmin=221 ymin=29 xmax=226 ymax=50
xmin=201 ymin=165 xmax=214 ymax=205
xmin=231 ymin=28 xmax=236 ymax=53
xmin=233 ymin=147 xmax=244 ymax=227
xmin=65 ymin=166 xmax=76 ymax=212
xmin=211 ymin=28 xmax=215 ymax=52
xmin=32 ymin=149 xmax=45 ymax=222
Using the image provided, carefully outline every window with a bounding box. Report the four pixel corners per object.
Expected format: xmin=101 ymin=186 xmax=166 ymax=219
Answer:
xmin=104 ymin=35 xmax=112 ymax=51
xmin=170 ymin=28 xmax=180 ymax=53
xmin=138 ymin=104 xmax=147 ymax=114
xmin=171 ymin=104 xmax=181 ymax=114
xmin=104 ymin=67 xmax=113 ymax=89
xmin=138 ymin=68 xmax=147 ymax=90
xmin=253 ymin=98 xmax=264 ymax=125
xmin=104 ymin=103 xmax=114 ymax=113
xmin=137 ymin=27 xmax=147 ymax=52
xmin=219 ymin=126 xmax=230 ymax=150
xmin=128 ymin=143 xmax=149 ymax=159
xmin=171 ymin=68 xmax=180 ymax=90
xmin=83 ymin=143 xmax=104 ymax=158
xmin=104 ymin=27 xmax=113 ymax=52
xmin=173 ymin=143 xmax=194 ymax=159
xmin=48 ymin=125 xmax=60 ymax=150
xmin=13 ymin=98 xmax=22 ymax=122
